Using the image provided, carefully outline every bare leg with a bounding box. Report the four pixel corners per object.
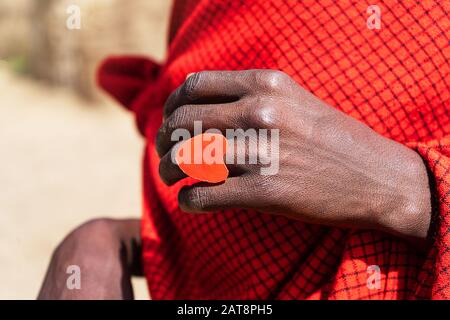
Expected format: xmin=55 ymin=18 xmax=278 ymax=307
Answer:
xmin=38 ymin=218 xmax=142 ymax=300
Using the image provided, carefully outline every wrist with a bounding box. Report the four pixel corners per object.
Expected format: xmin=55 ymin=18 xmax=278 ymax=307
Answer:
xmin=373 ymin=148 xmax=432 ymax=241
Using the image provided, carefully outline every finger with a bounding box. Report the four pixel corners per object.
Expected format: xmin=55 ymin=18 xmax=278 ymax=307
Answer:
xmin=156 ymin=102 xmax=247 ymax=157
xmin=159 ymin=127 xmax=266 ymax=186
xmin=158 ymin=145 xmax=187 ymax=186
xmin=224 ymin=134 xmax=261 ymax=174
xmin=159 ymin=132 xmax=252 ymax=186
xmin=163 ymin=70 xmax=253 ymax=119
xmin=178 ymin=177 xmax=258 ymax=213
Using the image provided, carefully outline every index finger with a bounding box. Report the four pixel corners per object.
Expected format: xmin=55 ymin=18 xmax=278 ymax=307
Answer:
xmin=163 ymin=70 xmax=252 ymax=119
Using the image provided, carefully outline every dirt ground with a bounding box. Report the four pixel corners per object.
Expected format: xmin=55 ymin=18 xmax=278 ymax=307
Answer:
xmin=0 ymin=66 xmax=149 ymax=299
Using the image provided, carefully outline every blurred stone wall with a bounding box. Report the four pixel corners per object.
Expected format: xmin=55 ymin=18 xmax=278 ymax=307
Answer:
xmin=0 ymin=0 xmax=171 ymax=100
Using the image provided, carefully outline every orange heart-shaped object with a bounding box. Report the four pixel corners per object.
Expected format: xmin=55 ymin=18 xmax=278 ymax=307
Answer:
xmin=176 ymin=133 xmax=229 ymax=183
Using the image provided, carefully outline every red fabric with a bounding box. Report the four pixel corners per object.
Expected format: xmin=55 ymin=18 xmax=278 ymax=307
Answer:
xmin=97 ymin=0 xmax=450 ymax=299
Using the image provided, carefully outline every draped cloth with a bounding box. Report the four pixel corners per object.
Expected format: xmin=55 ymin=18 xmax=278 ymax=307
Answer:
xmin=97 ymin=0 xmax=450 ymax=299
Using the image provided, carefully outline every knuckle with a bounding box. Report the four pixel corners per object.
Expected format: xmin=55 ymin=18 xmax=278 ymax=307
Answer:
xmin=157 ymin=106 xmax=192 ymax=156
xmin=158 ymin=157 xmax=169 ymax=183
xmin=241 ymin=175 xmax=270 ymax=201
xmin=181 ymin=187 xmax=210 ymax=211
xmin=240 ymin=174 xmax=270 ymax=201
xmin=190 ymin=188 xmax=207 ymax=210
xmin=259 ymin=177 xmax=276 ymax=199
xmin=169 ymin=107 xmax=186 ymax=129
xmin=182 ymin=72 xmax=202 ymax=100
xmin=247 ymin=98 xmax=281 ymax=128
xmin=159 ymin=157 xmax=171 ymax=185
xmin=255 ymin=70 xmax=290 ymax=92
xmin=163 ymin=88 xmax=179 ymax=117
xmin=159 ymin=152 xmax=180 ymax=186
xmin=163 ymin=109 xmax=184 ymax=136
xmin=156 ymin=124 xmax=167 ymax=141
xmin=155 ymin=126 xmax=168 ymax=155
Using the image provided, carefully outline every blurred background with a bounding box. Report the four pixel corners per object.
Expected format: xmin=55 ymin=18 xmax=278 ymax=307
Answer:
xmin=0 ymin=0 xmax=171 ymax=299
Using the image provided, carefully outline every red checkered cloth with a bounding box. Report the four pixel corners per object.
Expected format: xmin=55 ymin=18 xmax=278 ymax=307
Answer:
xmin=98 ymin=0 xmax=450 ymax=299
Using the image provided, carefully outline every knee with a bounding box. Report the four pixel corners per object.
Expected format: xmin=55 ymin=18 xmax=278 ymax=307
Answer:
xmin=39 ymin=218 xmax=129 ymax=300
xmin=53 ymin=218 xmax=120 ymax=258
xmin=66 ymin=218 xmax=117 ymax=240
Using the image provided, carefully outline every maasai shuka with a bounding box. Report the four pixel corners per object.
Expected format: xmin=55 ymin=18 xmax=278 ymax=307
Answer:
xmin=97 ymin=0 xmax=450 ymax=299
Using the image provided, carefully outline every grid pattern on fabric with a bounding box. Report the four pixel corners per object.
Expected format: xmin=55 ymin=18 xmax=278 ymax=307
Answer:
xmin=98 ymin=0 xmax=450 ymax=299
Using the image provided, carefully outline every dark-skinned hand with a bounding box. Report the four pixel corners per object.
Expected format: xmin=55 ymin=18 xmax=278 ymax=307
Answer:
xmin=156 ymin=70 xmax=432 ymax=243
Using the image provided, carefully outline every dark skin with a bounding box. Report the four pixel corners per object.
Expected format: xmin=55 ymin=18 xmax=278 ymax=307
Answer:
xmin=39 ymin=69 xmax=432 ymax=299
xmin=38 ymin=219 xmax=141 ymax=300
xmin=157 ymin=69 xmax=432 ymax=244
